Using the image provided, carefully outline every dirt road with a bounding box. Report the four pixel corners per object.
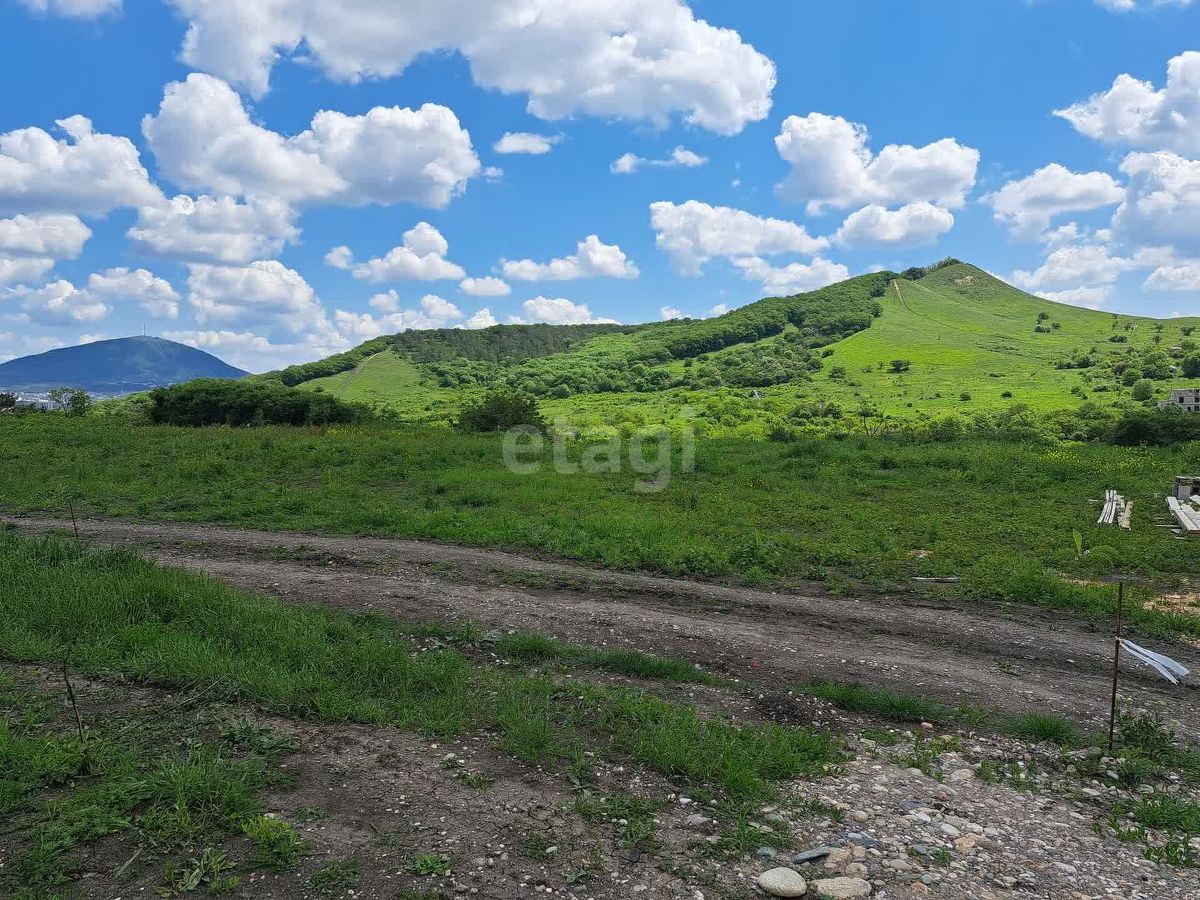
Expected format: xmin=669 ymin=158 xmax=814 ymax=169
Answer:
xmin=8 ymin=516 xmax=1198 ymax=735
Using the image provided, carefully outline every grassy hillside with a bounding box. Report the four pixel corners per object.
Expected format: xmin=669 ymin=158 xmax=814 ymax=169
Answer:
xmin=289 ymin=262 xmax=1200 ymax=433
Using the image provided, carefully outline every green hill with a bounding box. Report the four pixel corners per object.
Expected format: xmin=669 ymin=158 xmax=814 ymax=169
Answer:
xmin=271 ymin=261 xmax=1200 ymax=435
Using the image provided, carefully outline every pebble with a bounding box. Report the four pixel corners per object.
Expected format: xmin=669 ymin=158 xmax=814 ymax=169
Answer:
xmin=811 ymin=876 xmax=872 ymax=898
xmin=791 ymin=846 xmax=836 ymax=865
xmin=756 ymin=867 xmax=808 ymax=897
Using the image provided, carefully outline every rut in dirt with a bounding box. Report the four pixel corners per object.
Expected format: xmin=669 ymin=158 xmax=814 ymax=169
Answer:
xmin=8 ymin=515 xmax=1199 ymax=736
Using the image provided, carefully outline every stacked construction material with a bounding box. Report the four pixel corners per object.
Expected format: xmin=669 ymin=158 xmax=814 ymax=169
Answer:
xmin=1167 ymin=495 xmax=1200 ymax=536
xmin=1096 ymin=489 xmax=1129 ymax=527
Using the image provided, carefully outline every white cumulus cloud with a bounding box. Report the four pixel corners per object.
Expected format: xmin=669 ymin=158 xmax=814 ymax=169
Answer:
xmin=1112 ymin=151 xmax=1200 ymax=255
xmin=502 ymin=235 xmax=638 ymax=281
xmin=0 ymin=213 xmax=90 ymax=258
xmin=512 ymin=297 xmax=618 ymax=325
xmin=731 ymin=257 xmax=851 ymax=296
xmin=186 ymin=259 xmax=328 ymax=338
xmin=459 ymin=276 xmax=510 ymax=296
xmin=128 ymin=194 xmax=299 ymax=265
xmin=335 ymin=293 xmax=466 ymax=338
xmin=143 ymin=73 xmax=480 ymax=208
xmin=649 ymin=200 xmax=828 ymax=275
xmin=984 ymin=164 xmax=1126 ymax=239
xmin=1011 ymin=244 xmax=1133 ymax=291
xmin=87 ymin=267 xmax=181 ymax=319
xmin=1036 ymin=286 xmax=1114 ymax=309
xmin=1054 ymin=51 xmax=1200 ymax=155
xmin=326 ymin=222 xmax=465 ymax=282
xmin=493 ymin=132 xmax=561 ymax=155
xmin=163 ymin=329 xmax=350 ymax=373
xmin=166 ymin=0 xmax=775 ymax=135
xmin=775 ymin=112 xmax=979 ymax=213
xmin=610 ymin=146 xmax=708 ymax=174
xmin=12 ymin=279 xmax=110 ymax=325
xmin=1145 ymin=263 xmax=1200 ymax=291
xmin=834 ymin=202 xmax=955 ymax=249
xmin=0 ymin=256 xmax=55 ymax=287
xmin=0 ymin=115 xmax=161 ymax=216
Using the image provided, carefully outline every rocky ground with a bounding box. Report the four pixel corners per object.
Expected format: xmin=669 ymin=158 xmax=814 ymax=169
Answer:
xmin=4 ymin=517 xmax=1199 ymax=898
xmin=6 ymin=660 xmax=1198 ymax=900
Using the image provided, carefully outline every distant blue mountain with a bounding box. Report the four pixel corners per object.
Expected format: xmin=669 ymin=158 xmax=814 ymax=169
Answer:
xmin=0 ymin=336 xmax=248 ymax=394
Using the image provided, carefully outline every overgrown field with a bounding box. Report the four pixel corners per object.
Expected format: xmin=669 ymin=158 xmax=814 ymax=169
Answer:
xmin=3 ymin=416 xmax=1198 ymax=636
xmin=0 ymin=530 xmax=838 ymax=895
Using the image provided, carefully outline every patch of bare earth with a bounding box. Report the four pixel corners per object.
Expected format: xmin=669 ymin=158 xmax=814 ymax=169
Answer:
xmin=5 ymin=517 xmax=1200 ymax=899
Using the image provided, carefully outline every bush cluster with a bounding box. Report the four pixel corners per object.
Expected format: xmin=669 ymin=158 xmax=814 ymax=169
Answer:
xmin=455 ymin=390 xmax=546 ymax=432
xmin=146 ymin=379 xmax=366 ymax=427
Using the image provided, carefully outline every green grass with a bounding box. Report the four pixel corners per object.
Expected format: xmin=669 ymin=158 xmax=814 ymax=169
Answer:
xmin=802 ymin=679 xmax=1086 ymax=746
xmin=1001 ymin=712 xmax=1081 ymax=747
xmin=574 ymin=793 xmax=661 ymax=852
xmin=304 ymin=350 xmax=462 ymax=421
xmin=0 ymin=531 xmax=837 ymax=812
xmin=492 ymin=631 xmax=715 ymax=683
xmin=806 ymin=680 xmax=953 ymax=723
xmin=311 ymin=857 xmax=361 ymax=893
xmin=0 ymin=675 xmax=290 ymax=896
xmin=242 ymin=815 xmax=308 ymax=870
xmin=1127 ymin=795 xmax=1200 ymax=833
xmin=407 ymin=853 xmax=450 ymax=877
xmin=4 ymin=415 xmax=1199 ymax=636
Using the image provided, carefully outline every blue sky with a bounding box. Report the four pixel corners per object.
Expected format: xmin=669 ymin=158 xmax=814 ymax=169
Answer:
xmin=1 ymin=0 xmax=1198 ymax=371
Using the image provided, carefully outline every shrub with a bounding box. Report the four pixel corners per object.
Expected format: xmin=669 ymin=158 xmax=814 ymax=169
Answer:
xmin=146 ymin=379 xmax=365 ymax=427
xmin=1130 ymin=379 xmax=1156 ymax=402
xmin=455 ymin=390 xmax=546 ymax=432
xmin=1111 ymin=409 xmax=1200 ymax=446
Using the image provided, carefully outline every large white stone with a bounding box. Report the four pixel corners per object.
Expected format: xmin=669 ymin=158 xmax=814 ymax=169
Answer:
xmin=756 ymin=867 xmax=808 ymax=897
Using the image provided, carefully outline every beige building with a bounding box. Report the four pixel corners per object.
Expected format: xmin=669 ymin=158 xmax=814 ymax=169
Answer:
xmin=1159 ymin=388 xmax=1200 ymax=412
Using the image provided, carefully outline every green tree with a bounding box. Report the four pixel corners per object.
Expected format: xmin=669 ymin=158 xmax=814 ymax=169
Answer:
xmin=1183 ymin=352 xmax=1200 ymax=379
xmin=0 ymin=391 xmax=16 ymax=411
xmin=1130 ymin=379 xmax=1156 ymax=402
xmin=48 ymin=387 xmax=92 ymax=417
xmin=455 ymin=390 xmax=546 ymax=432
xmin=888 ymin=359 xmax=912 ymax=374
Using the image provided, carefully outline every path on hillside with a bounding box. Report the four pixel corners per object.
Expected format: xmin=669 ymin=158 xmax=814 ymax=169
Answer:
xmin=8 ymin=516 xmax=1199 ymax=735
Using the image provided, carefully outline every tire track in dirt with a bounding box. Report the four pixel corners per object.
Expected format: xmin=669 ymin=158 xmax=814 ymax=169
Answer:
xmin=8 ymin=516 xmax=1199 ymax=735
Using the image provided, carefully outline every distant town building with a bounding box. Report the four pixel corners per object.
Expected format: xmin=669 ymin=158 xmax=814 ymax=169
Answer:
xmin=1159 ymin=388 xmax=1200 ymax=413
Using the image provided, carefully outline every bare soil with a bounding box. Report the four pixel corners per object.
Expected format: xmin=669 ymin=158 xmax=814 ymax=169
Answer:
xmin=6 ymin=517 xmax=1200 ymax=899
xmin=7 ymin=516 xmax=1199 ymax=735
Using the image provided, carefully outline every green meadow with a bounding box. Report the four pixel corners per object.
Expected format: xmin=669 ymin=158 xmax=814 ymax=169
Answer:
xmin=3 ymin=415 xmax=1197 ymax=636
